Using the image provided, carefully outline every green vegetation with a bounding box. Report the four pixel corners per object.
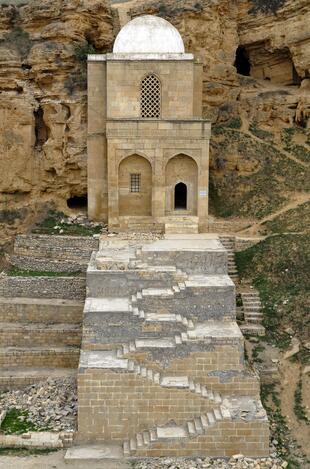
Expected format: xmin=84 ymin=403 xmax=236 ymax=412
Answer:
xmin=249 ymin=0 xmax=286 ymax=15
xmin=294 ymin=379 xmax=310 ymax=423
xmin=249 ymin=120 xmax=274 ymax=142
xmin=251 ymin=343 xmax=265 ymax=363
xmin=0 ymin=409 xmax=38 ymax=435
xmin=210 ymin=128 xmax=309 ymax=219
xmin=74 ymin=41 xmax=96 ymax=63
xmin=262 ymin=201 xmax=310 ymax=234
xmin=282 ymin=128 xmax=310 ymax=164
xmin=2 ymin=27 xmax=33 ymax=59
xmin=0 ymin=448 xmax=58 ymax=456
xmin=235 ymin=234 xmax=310 ymax=347
xmin=261 ymin=384 xmax=302 ymax=467
xmin=7 ymin=266 xmax=81 ymax=277
xmin=65 ymin=41 xmax=97 ymax=94
xmin=32 ymin=210 xmax=103 ymax=236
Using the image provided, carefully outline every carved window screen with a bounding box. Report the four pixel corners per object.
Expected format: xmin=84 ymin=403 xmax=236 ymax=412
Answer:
xmin=130 ymin=173 xmax=141 ymax=193
xmin=140 ymin=74 xmax=161 ymax=118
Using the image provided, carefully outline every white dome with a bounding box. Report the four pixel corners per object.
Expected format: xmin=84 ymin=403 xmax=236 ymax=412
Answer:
xmin=113 ymin=15 xmax=185 ymax=54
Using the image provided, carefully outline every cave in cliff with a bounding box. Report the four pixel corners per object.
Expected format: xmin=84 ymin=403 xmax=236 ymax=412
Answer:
xmin=34 ymin=106 xmax=49 ymax=149
xmin=235 ymin=46 xmax=251 ymax=76
xmin=236 ymin=41 xmax=301 ymax=85
xmin=67 ymin=195 xmax=88 ymax=210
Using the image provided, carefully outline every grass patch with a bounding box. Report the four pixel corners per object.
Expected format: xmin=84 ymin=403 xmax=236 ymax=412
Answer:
xmin=282 ymin=128 xmax=310 ymax=163
xmin=0 ymin=447 xmax=58 ymax=456
xmin=262 ymin=201 xmax=310 ymax=234
xmin=210 ymin=129 xmax=310 ymax=219
xmin=251 ymin=343 xmax=265 ymax=363
xmin=235 ymin=234 xmax=310 ymax=347
xmin=0 ymin=409 xmax=38 ymax=435
xmin=249 ymin=120 xmax=274 ymax=142
xmin=32 ymin=210 xmax=103 ymax=236
xmin=294 ymin=379 xmax=310 ymax=424
xmin=7 ymin=266 xmax=81 ymax=277
xmin=261 ymin=384 xmax=301 ymax=466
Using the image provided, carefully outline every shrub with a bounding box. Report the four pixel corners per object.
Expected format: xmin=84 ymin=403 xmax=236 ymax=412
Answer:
xmin=2 ymin=27 xmax=33 ymax=59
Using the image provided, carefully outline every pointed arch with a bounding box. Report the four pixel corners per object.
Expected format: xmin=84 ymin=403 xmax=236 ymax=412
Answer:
xmin=118 ymin=154 xmax=152 ymax=216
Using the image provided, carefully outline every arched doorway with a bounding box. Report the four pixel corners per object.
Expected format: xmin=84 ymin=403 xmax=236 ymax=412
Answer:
xmin=165 ymin=154 xmax=198 ymax=215
xmin=174 ymin=182 xmax=187 ymax=209
xmin=118 ymin=154 xmax=152 ymax=216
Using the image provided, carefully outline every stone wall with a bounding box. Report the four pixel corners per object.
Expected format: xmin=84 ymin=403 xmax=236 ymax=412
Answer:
xmin=0 ymin=276 xmax=86 ymax=299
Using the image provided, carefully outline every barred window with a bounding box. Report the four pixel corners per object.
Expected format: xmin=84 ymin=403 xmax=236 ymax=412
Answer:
xmin=140 ymin=74 xmax=161 ymax=118
xmin=130 ymin=173 xmax=141 ymax=193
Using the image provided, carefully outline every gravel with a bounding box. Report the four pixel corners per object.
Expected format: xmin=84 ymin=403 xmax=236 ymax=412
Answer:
xmin=133 ymin=456 xmax=287 ymax=469
xmin=0 ymin=377 xmax=77 ymax=432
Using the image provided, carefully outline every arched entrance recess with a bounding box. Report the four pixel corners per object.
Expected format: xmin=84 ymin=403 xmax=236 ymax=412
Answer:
xmin=118 ymin=154 xmax=152 ymax=216
xmin=174 ymin=182 xmax=187 ymax=209
xmin=165 ymin=154 xmax=198 ymax=215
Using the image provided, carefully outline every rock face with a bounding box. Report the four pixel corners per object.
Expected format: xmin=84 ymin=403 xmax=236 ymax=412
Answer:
xmin=0 ymin=0 xmax=309 ymax=242
xmin=0 ymin=0 xmax=114 ymax=243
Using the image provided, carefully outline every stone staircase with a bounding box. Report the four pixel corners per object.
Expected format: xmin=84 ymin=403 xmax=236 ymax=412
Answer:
xmin=123 ymin=405 xmax=230 ymax=456
xmin=219 ymin=235 xmax=238 ymax=282
xmin=73 ymin=235 xmax=269 ymax=459
xmin=239 ymin=290 xmax=265 ymax=336
xmin=165 ymin=216 xmax=199 ymax=234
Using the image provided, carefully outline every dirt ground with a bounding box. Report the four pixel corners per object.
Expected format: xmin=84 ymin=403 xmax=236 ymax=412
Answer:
xmin=0 ymin=450 xmax=131 ymax=469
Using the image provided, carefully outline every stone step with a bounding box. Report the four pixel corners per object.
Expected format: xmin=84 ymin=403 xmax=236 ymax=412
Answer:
xmin=0 ymin=297 xmax=83 ymax=324
xmin=0 ymin=347 xmax=80 ymax=368
xmin=0 ymin=323 xmax=81 ymax=347
xmin=246 ymin=317 xmax=263 ymax=324
xmin=0 ymin=367 xmax=76 ymax=391
xmin=10 ymin=255 xmax=87 ymax=273
xmin=142 ymin=312 xmax=194 ymax=329
xmin=240 ymin=324 xmax=266 ymax=336
xmin=13 ymin=234 xmax=98 ymax=260
xmin=140 ymin=288 xmax=175 ymax=297
xmin=0 ymin=277 xmax=86 ymax=300
xmin=244 ymin=306 xmax=261 ymax=311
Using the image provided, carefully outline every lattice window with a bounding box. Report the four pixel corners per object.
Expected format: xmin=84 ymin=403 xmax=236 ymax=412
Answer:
xmin=140 ymin=74 xmax=161 ymax=118
xmin=130 ymin=173 xmax=141 ymax=193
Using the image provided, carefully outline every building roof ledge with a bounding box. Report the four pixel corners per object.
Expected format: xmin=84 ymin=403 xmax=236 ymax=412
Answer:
xmin=88 ymin=53 xmax=195 ymax=62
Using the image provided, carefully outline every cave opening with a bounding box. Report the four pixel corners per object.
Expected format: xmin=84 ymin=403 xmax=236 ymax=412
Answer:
xmin=34 ymin=106 xmax=49 ymax=148
xmin=235 ymin=46 xmax=251 ymax=76
xmin=67 ymin=195 xmax=88 ymax=210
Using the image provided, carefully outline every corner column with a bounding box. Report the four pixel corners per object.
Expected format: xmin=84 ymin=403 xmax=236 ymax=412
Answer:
xmin=87 ymin=57 xmax=108 ymax=222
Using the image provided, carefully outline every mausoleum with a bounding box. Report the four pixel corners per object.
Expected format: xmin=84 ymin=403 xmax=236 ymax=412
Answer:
xmin=87 ymin=15 xmax=211 ymax=232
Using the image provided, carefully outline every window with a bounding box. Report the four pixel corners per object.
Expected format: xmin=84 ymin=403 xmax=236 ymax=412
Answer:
xmin=130 ymin=173 xmax=141 ymax=193
xmin=140 ymin=74 xmax=161 ymax=118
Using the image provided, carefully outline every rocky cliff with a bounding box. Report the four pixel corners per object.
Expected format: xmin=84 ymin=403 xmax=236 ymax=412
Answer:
xmin=0 ymin=0 xmax=114 ymax=243
xmin=0 ymin=0 xmax=309 ymax=242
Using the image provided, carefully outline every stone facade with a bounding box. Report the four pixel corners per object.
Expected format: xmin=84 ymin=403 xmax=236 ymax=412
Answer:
xmin=87 ymin=16 xmax=210 ymax=232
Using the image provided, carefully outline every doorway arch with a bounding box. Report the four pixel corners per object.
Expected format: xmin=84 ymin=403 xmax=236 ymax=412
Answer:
xmin=165 ymin=154 xmax=198 ymax=215
xmin=174 ymin=182 xmax=187 ymax=209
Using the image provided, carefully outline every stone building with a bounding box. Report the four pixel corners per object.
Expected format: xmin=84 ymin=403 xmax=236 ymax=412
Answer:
xmin=87 ymin=15 xmax=211 ymax=233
